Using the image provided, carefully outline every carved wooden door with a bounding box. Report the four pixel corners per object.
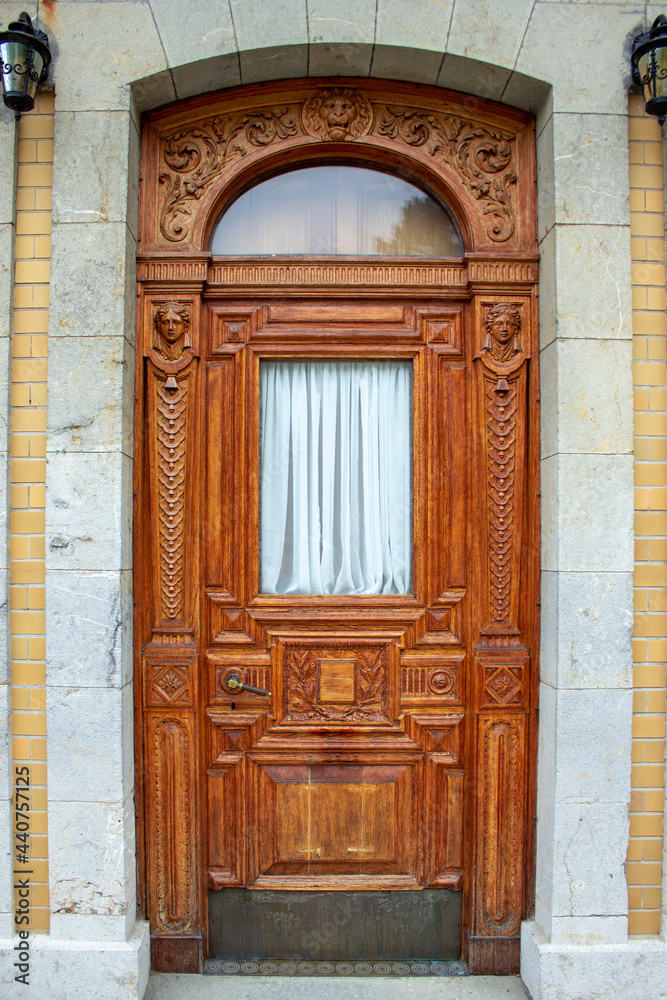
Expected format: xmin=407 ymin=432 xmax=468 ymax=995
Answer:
xmin=135 ymin=79 xmax=539 ymax=977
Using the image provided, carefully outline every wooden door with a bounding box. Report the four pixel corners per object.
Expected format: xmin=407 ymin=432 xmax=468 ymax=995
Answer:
xmin=135 ymin=79 xmax=539 ymax=976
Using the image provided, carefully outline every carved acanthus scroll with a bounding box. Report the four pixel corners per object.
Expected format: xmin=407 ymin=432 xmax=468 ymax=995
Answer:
xmin=157 ymin=88 xmax=518 ymax=245
xmin=375 ymin=108 xmax=515 ymax=241
xmin=159 ymin=109 xmax=299 ymax=242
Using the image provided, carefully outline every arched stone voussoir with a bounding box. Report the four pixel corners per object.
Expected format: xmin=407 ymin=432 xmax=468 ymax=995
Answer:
xmin=130 ymin=43 xmax=552 ymax=120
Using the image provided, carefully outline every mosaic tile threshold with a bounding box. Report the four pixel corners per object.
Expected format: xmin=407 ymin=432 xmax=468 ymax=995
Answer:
xmin=204 ymin=960 xmax=468 ymax=977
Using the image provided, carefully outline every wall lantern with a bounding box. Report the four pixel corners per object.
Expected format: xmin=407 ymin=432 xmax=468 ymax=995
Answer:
xmin=0 ymin=12 xmax=50 ymax=119
xmin=632 ymin=15 xmax=667 ymax=125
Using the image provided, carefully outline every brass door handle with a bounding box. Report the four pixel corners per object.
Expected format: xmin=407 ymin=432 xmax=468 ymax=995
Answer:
xmin=226 ymin=674 xmax=271 ymax=697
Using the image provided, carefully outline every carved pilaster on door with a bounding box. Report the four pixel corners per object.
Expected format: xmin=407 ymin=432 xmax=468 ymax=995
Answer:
xmin=156 ymin=376 xmax=188 ymax=621
xmin=485 ymin=373 xmax=518 ymax=627
xmin=144 ymin=298 xmax=200 ymax=643
xmin=466 ymin=714 xmax=526 ymax=974
xmin=474 ymin=300 xmax=529 ymax=642
xmin=145 ymin=711 xmax=202 ymax=971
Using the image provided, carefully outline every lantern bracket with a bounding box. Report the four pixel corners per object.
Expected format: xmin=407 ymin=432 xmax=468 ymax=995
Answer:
xmin=0 ymin=12 xmax=51 ymax=120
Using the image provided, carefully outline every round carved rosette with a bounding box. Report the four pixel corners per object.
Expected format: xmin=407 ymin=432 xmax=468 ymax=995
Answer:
xmin=428 ymin=668 xmax=456 ymax=696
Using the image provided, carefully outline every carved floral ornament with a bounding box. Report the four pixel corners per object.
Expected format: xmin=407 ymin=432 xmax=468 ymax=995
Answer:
xmin=157 ymin=86 xmax=518 ymax=246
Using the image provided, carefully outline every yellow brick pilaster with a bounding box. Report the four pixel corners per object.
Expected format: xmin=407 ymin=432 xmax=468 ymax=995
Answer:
xmin=10 ymin=91 xmax=53 ymax=933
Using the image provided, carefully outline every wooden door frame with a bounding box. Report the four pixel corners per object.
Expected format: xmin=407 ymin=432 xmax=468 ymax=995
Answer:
xmin=134 ymin=78 xmax=540 ymax=976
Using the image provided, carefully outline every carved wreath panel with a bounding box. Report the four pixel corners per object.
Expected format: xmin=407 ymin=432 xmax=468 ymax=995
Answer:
xmin=155 ymin=85 xmax=520 ymax=248
xmin=280 ymin=642 xmax=391 ymax=725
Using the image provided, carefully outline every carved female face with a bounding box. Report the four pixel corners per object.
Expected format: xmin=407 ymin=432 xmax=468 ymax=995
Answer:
xmin=157 ymin=307 xmax=185 ymax=344
xmin=489 ymin=309 xmax=518 ymax=346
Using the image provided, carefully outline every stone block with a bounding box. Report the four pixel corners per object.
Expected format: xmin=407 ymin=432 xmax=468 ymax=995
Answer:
xmin=541 ymin=571 xmax=633 ymax=691
xmin=539 ymin=570 xmax=558 ymax=687
xmin=45 ymin=570 xmax=132 ymax=689
xmin=47 ymin=687 xmax=126 ymax=802
xmin=371 ymin=46 xmax=443 ymax=86
xmin=375 ymin=0 xmax=453 ymax=51
xmin=45 ymin=451 xmax=132 ymax=572
xmin=131 ymin=70 xmax=177 ymax=118
xmin=308 ymin=0 xmax=376 ymax=44
xmin=553 ymin=687 xmax=632 ymax=804
xmin=538 ymin=339 xmax=557 ymax=460
xmin=555 ymin=453 xmax=634 ymax=573
xmin=49 ymin=908 xmax=137 ymax=943
xmin=239 ymin=44 xmax=309 ymax=84
xmin=48 ymin=795 xmax=137 ymax=913
xmin=437 ymin=53 xmax=511 ymax=102
xmin=541 ymin=339 xmax=633 ymax=458
xmin=231 ymin=0 xmax=308 ymax=51
xmin=49 ymin=222 xmax=134 ymax=339
xmin=40 ymin=1 xmax=167 ymax=112
xmin=52 ymin=112 xmax=135 ymax=227
xmin=550 ymin=801 xmax=630 ymax=918
xmin=522 ymin=927 xmax=667 ymax=1000
xmin=514 ymin=3 xmax=640 ymax=115
xmin=537 ymin=226 xmax=556 ymax=350
xmin=47 ymin=335 xmax=132 ymax=456
xmin=0 ymin=223 xmax=12 ymax=343
xmin=534 ymin=681 xmax=556 ymax=933
xmin=0 ymin=923 xmax=150 ymax=1000
xmin=553 ymin=224 xmax=632 ymax=341
xmin=171 ymin=53 xmax=242 ymax=101
xmin=501 ymin=69 xmax=551 ymax=117
xmin=308 ymin=43 xmax=373 ymax=77
xmin=548 ymin=915 xmax=628 ymax=946
xmin=551 ymin=113 xmax=630 ymax=228
xmin=150 ymin=0 xmax=236 ymax=67
xmin=536 ymin=113 xmax=555 ymax=241
xmin=0 ymin=105 xmax=15 ymax=226
xmin=447 ymin=0 xmax=534 ymax=71
xmin=540 ymin=453 xmax=558 ymax=574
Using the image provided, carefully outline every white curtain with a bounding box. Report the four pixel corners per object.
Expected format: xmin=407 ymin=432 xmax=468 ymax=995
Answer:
xmin=261 ymin=361 xmax=412 ymax=595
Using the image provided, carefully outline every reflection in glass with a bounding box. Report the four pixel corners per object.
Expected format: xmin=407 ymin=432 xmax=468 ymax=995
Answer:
xmin=261 ymin=361 xmax=412 ymax=595
xmin=211 ymin=166 xmax=462 ymax=256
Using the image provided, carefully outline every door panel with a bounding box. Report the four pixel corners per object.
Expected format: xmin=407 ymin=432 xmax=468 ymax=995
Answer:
xmin=247 ymin=762 xmax=416 ymax=884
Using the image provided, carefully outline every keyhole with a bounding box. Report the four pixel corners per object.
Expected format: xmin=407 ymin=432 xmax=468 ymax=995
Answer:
xmin=231 ymin=703 xmax=236 ymax=711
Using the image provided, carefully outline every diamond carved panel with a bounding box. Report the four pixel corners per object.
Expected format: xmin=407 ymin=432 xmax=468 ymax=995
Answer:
xmin=477 ymin=657 xmax=528 ymax=710
xmin=146 ymin=660 xmax=194 ymax=707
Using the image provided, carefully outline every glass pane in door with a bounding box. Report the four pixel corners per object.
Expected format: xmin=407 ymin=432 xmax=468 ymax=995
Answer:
xmin=261 ymin=360 xmax=412 ymax=595
xmin=211 ymin=165 xmax=462 ymax=256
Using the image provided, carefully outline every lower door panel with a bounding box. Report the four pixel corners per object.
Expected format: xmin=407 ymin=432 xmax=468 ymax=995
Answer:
xmin=208 ymin=889 xmax=462 ymax=961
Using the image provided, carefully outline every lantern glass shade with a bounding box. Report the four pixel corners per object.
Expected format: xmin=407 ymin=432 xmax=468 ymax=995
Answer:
xmin=636 ymin=43 xmax=667 ymax=121
xmin=0 ymin=38 xmax=44 ymax=112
